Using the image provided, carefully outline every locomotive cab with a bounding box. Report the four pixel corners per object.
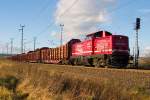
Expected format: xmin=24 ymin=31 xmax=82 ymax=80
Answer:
xmin=112 ymin=35 xmax=129 ymax=54
xmin=111 ymin=35 xmax=130 ymax=67
xmin=86 ymin=31 xmax=112 ymax=39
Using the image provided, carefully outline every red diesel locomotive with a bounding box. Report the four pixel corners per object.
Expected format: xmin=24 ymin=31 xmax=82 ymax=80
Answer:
xmin=10 ymin=30 xmax=130 ymax=68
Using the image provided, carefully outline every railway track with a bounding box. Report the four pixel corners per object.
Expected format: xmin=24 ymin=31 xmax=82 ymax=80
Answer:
xmin=32 ymin=63 xmax=150 ymax=74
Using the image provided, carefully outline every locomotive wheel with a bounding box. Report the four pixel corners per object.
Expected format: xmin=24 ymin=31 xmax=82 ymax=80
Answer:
xmin=99 ymin=59 xmax=105 ymax=67
xmin=105 ymin=58 xmax=111 ymax=68
xmin=74 ymin=58 xmax=79 ymax=65
xmin=61 ymin=60 xmax=68 ymax=65
xmin=95 ymin=63 xmax=101 ymax=67
xmin=93 ymin=58 xmax=99 ymax=67
xmin=93 ymin=58 xmax=104 ymax=67
xmin=88 ymin=58 xmax=94 ymax=66
xmin=70 ymin=58 xmax=75 ymax=65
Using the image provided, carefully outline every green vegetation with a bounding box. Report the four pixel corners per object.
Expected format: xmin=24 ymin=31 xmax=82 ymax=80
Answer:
xmin=0 ymin=54 xmax=13 ymax=58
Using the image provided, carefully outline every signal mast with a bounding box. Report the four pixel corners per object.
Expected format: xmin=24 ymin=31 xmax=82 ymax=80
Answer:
xmin=134 ymin=18 xmax=141 ymax=68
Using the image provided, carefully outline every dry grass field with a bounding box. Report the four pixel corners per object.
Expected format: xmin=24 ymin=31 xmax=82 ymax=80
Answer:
xmin=0 ymin=58 xmax=150 ymax=100
xmin=139 ymin=57 xmax=150 ymax=69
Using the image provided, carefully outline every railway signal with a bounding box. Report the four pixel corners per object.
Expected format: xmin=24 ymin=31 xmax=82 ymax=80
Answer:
xmin=136 ymin=18 xmax=140 ymax=30
xmin=134 ymin=18 xmax=141 ymax=68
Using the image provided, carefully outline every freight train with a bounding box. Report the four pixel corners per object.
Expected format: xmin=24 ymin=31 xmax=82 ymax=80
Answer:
xmin=10 ymin=30 xmax=130 ymax=68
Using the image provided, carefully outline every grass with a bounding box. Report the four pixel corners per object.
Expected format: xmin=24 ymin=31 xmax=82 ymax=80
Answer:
xmin=0 ymin=58 xmax=150 ymax=100
xmin=139 ymin=57 xmax=150 ymax=69
xmin=0 ymin=86 xmax=12 ymax=100
xmin=0 ymin=76 xmax=28 ymax=100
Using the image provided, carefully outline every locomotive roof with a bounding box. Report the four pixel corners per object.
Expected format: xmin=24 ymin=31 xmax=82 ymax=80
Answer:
xmin=35 ymin=48 xmax=40 ymax=51
xmin=40 ymin=47 xmax=49 ymax=50
xmin=27 ymin=51 xmax=34 ymax=53
xmin=86 ymin=31 xmax=112 ymax=37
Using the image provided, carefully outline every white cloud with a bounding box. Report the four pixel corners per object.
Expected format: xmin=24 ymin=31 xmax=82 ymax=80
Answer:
xmin=141 ymin=46 xmax=150 ymax=57
xmin=55 ymin=0 xmax=115 ymax=42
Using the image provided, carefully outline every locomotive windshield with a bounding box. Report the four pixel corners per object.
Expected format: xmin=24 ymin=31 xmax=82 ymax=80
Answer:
xmin=105 ymin=31 xmax=112 ymax=36
xmin=94 ymin=32 xmax=103 ymax=37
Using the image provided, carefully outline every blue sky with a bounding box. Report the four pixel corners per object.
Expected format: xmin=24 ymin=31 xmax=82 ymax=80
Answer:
xmin=0 ymin=0 xmax=150 ymax=56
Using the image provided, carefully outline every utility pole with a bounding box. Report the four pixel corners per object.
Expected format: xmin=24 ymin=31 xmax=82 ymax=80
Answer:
xmin=34 ymin=37 xmax=37 ymax=51
xmin=6 ymin=43 xmax=9 ymax=55
xmin=134 ymin=18 xmax=141 ymax=68
xmin=10 ymin=38 xmax=13 ymax=55
xmin=60 ymin=24 xmax=64 ymax=59
xmin=60 ymin=24 xmax=64 ymax=46
xmin=19 ymin=25 xmax=25 ymax=54
xmin=2 ymin=47 xmax=5 ymax=54
xmin=23 ymin=39 xmax=26 ymax=53
xmin=24 ymin=44 xmax=26 ymax=53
